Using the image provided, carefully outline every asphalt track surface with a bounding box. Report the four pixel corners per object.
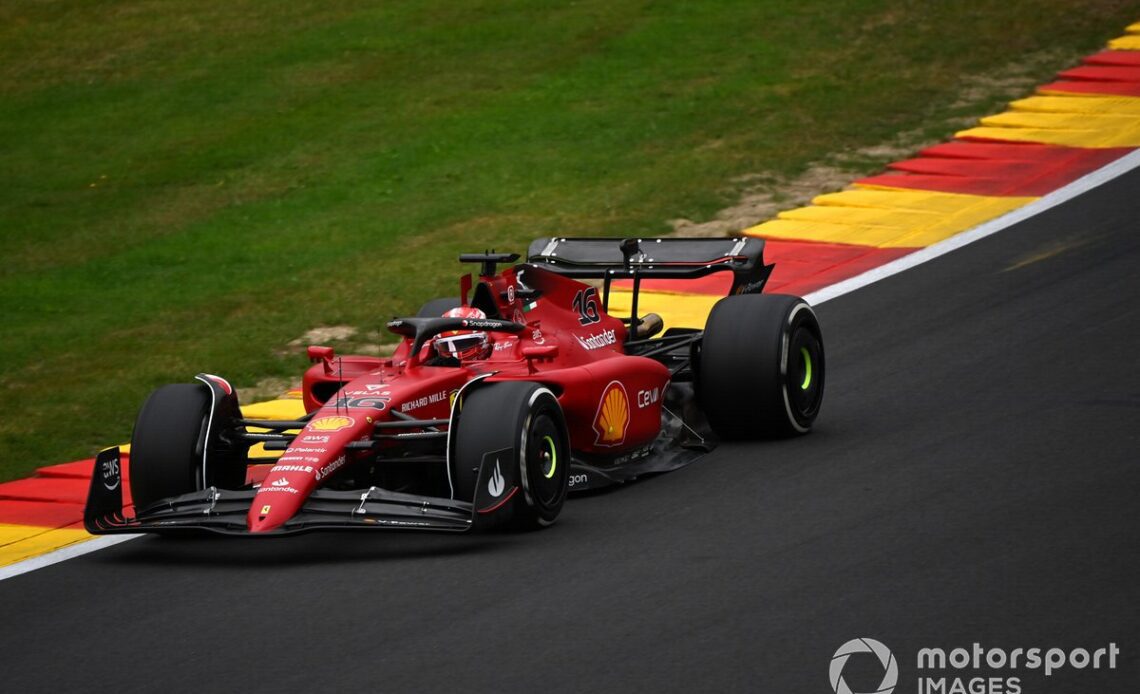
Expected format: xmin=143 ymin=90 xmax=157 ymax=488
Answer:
xmin=2 ymin=170 xmax=1138 ymax=693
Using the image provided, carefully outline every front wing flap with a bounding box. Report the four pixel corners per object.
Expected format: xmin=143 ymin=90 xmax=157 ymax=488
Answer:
xmin=85 ymin=448 xmax=474 ymax=535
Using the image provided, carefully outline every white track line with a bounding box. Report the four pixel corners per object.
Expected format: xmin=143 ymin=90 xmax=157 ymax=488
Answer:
xmin=0 ymin=535 xmax=141 ymax=581
xmin=804 ymin=148 xmax=1140 ymax=306
xmin=3 ymin=148 xmax=1139 ymax=583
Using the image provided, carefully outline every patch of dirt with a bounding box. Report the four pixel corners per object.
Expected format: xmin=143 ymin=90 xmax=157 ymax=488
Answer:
xmin=948 ymin=49 xmax=1076 ymax=110
xmin=668 ymin=48 xmax=1085 ymax=238
xmin=236 ymin=376 xmax=298 ymax=403
xmin=277 ymin=324 xmax=401 ymax=360
xmin=668 ymin=165 xmax=854 ymax=238
xmin=344 ymin=328 xmax=402 ymax=356
xmin=288 ymin=325 xmax=358 ymax=346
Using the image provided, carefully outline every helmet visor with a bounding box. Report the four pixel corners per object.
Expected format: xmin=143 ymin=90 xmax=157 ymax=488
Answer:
xmin=436 ymin=333 xmax=487 ymax=359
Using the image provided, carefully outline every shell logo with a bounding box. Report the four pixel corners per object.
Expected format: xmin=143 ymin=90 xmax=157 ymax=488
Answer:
xmin=309 ymin=415 xmax=355 ymax=432
xmin=593 ymin=381 xmax=630 ymax=447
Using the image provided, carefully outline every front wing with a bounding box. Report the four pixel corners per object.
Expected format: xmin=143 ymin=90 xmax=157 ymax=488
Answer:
xmin=85 ymin=448 xmax=477 ymax=535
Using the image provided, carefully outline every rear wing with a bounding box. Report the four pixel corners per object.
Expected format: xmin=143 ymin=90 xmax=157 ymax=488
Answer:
xmin=526 ymin=236 xmax=773 ymax=296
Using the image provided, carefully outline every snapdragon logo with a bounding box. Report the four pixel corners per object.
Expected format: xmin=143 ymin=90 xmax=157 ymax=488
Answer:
xmin=830 ymin=638 xmax=898 ymax=694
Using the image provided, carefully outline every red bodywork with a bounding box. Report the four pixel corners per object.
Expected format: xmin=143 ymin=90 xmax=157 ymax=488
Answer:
xmin=248 ymin=265 xmax=669 ymax=532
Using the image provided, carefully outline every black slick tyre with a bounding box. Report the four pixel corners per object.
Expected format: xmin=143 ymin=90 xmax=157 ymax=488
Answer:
xmin=416 ymin=297 xmax=462 ymax=317
xmin=129 ymin=383 xmax=210 ymax=510
xmin=450 ymin=381 xmax=571 ymax=529
xmin=698 ymin=294 xmax=825 ymax=438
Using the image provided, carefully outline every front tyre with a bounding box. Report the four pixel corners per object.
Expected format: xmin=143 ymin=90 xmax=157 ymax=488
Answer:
xmin=698 ymin=294 xmax=825 ymax=438
xmin=450 ymin=382 xmax=571 ymax=529
xmin=129 ymin=383 xmax=211 ymax=510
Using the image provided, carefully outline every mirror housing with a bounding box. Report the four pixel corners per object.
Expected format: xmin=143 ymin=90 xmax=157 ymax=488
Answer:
xmin=307 ymin=345 xmax=335 ymax=363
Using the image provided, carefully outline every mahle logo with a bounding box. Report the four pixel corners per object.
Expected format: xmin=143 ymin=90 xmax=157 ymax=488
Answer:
xmin=831 ymin=638 xmax=898 ymax=694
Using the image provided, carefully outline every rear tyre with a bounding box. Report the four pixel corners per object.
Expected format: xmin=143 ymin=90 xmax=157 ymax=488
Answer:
xmin=129 ymin=383 xmax=210 ymax=510
xmin=697 ymin=294 xmax=825 ymax=438
xmin=450 ymin=382 xmax=571 ymax=529
xmin=416 ymin=297 xmax=462 ymax=318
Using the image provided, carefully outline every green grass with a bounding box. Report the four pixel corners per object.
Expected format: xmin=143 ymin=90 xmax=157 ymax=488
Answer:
xmin=1 ymin=0 xmax=1135 ymax=481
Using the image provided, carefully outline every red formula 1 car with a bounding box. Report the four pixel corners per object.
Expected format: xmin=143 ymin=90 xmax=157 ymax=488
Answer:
xmin=85 ymin=237 xmax=825 ymax=534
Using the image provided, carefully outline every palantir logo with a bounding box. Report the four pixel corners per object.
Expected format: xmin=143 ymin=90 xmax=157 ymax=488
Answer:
xmin=830 ymin=638 xmax=898 ymax=694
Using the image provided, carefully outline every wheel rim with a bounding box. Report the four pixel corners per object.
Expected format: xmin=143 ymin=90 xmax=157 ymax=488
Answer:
xmin=540 ymin=435 xmax=558 ymax=479
xmin=526 ymin=413 xmax=565 ymax=508
xmin=789 ymin=326 xmax=823 ymax=420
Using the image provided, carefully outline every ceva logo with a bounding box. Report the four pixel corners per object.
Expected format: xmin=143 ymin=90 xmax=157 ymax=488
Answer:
xmin=830 ymin=638 xmax=898 ymax=694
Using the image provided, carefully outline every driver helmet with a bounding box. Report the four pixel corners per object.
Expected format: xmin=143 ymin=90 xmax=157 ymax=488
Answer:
xmin=434 ymin=306 xmax=492 ymax=360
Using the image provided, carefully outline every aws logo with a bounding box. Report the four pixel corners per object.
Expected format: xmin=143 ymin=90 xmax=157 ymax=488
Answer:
xmin=593 ymin=381 xmax=630 ymax=447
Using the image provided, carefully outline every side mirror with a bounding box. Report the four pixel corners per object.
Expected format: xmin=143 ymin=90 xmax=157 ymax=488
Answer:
xmin=307 ymin=345 xmax=335 ymax=364
xmin=522 ymin=345 xmax=558 ymax=373
xmin=522 ymin=345 xmax=558 ymax=359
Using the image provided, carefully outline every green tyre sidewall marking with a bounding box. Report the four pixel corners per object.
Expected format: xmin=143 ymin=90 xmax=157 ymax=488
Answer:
xmin=541 ymin=434 xmax=557 ymax=479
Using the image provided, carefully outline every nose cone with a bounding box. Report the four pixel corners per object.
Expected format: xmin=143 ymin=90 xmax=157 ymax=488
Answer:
xmin=247 ymin=401 xmax=383 ymax=533
xmin=248 ymin=504 xmax=288 ymax=533
xmin=247 ymin=474 xmax=307 ymax=533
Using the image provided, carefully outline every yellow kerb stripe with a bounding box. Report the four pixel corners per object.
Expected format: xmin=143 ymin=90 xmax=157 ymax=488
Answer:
xmin=743 ymin=187 xmax=1033 ymax=248
xmin=958 ymin=111 xmax=1140 ymax=148
xmin=0 ymin=523 xmax=92 ymax=568
xmin=1009 ymin=94 xmax=1140 ymax=115
xmin=1108 ymin=35 xmax=1140 ymax=49
xmin=1109 ymin=25 xmax=1140 ymax=50
xmin=607 ymin=289 xmax=719 ymax=331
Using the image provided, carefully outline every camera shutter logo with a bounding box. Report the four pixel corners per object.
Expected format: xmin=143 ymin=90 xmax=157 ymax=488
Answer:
xmin=830 ymin=638 xmax=898 ymax=694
